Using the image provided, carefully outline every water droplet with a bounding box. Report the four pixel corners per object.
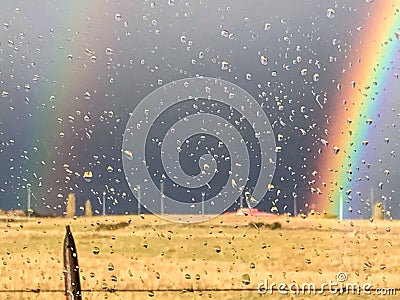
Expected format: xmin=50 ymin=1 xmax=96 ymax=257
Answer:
xmin=83 ymin=171 xmax=93 ymax=182
xmin=221 ymin=61 xmax=229 ymax=70
xmin=107 ymin=262 xmax=115 ymax=271
xmin=241 ymin=273 xmax=251 ymax=285
xmin=246 ymin=73 xmax=252 ymax=80
xmin=319 ymin=139 xmax=328 ymax=147
xmin=168 ymin=0 xmax=175 ymax=6
xmin=92 ymin=247 xmax=100 ymax=255
xmin=180 ymin=35 xmax=187 ymax=43
xmin=333 ymin=146 xmax=340 ymax=155
xmin=300 ymin=68 xmax=308 ymax=76
xmin=220 ymin=30 xmax=229 ymax=38
xmin=260 ymin=55 xmax=268 ymax=65
xmin=84 ymin=91 xmax=91 ymax=100
xmin=313 ymin=73 xmax=320 ymax=82
xmin=214 ymin=245 xmax=222 ymax=253
xmin=362 ymin=140 xmax=368 ymax=146
xmin=365 ymin=118 xmax=372 ymax=125
xmin=106 ymin=47 xmax=114 ymax=55
xmin=264 ymin=23 xmax=271 ymax=31
xmin=123 ymin=149 xmax=134 ymax=160
xmin=326 ymin=8 xmax=335 ymax=19
xmin=115 ymin=13 xmax=122 ymax=21
xmin=85 ymin=48 xmax=93 ymax=56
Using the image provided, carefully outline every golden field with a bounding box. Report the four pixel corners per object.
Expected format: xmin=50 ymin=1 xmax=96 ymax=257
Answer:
xmin=0 ymin=214 xmax=399 ymax=300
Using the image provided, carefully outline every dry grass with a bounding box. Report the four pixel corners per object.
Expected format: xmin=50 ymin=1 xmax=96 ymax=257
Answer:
xmin=0 ymin=214 xmax=399 ymax=299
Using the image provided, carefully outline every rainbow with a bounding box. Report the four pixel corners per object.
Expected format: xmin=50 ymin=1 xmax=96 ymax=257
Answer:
xmin=26 ymin=1 xmax=107 ymax=214
xmin=314 ymin=1 xmax=400 ymax=218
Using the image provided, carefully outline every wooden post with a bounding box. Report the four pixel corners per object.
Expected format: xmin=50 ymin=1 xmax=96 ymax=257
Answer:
xmin=63 ymin=226 xmax=82 ymax=300
xmin=373 ymin=202 xmax=384 ymax=220
xmin=84 ymin=200 xmax=92 ymax=217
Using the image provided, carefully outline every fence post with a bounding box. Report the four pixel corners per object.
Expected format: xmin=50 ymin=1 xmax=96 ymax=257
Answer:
xmin=63 ymin=225 xmax=82 ymax=300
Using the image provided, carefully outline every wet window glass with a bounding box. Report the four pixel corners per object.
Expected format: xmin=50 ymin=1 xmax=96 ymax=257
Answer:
xmin=0 ymin=0 xmax=399 ymax=299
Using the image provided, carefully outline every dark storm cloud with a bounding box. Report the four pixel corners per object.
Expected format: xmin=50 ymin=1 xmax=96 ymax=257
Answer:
xmin=0 ymin=0 xmax=399 ymax=218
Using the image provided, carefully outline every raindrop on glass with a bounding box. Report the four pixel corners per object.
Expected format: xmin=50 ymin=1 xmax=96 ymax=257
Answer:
xmin=326 ymin=8 xmax=335 ymax=19
xmin=220 ymin=30 xmax=229 ymax=38
xmin=333 ymin=146 xmax=340 ymax=155
xmin=242 ymin=273 xmax=251 ymax=285
xmin=260 ymin=55 xmax=268 ymax=66
xmin=83 ymin=171 xmax=93 ymax=183
xmin=264 ymin=23 xmax=271 ymax=31
xmin=115 ymin=13 xmax=122 ymax=21
xmin=106 ymin=47 xmax=114 ymax=55
xmin=123 ymin=150 xmax=134 ymax=160
xmin=107 ymin=262 xmax=115 ymax=271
